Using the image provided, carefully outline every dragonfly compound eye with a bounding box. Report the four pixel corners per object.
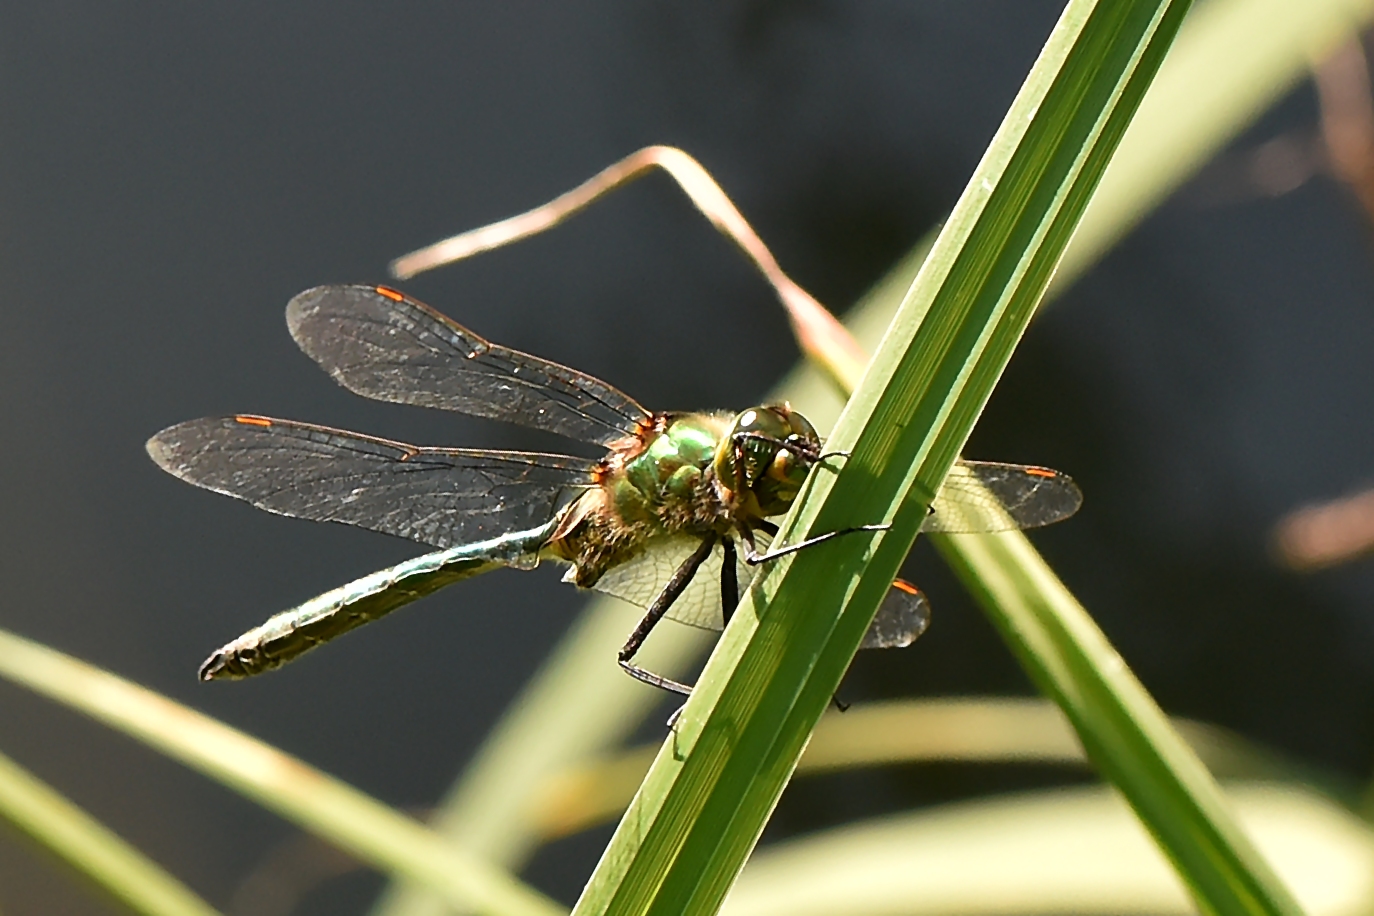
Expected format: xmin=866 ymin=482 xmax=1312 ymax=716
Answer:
xmin=778 ymin=405 xmax=820 ymax=449
xmin=750 ymin=445 xmax=810 ymax=516
xmin=713 ymin=406 xmax=821 ymax=517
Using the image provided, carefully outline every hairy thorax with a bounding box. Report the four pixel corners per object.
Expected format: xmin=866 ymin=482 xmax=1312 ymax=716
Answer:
xmin=547 ymin=412 xmax=735 ymax=587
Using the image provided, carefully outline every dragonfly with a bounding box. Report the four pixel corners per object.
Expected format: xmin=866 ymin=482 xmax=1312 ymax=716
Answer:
xmin=147 ymin=284 xmax=1082 ymax=695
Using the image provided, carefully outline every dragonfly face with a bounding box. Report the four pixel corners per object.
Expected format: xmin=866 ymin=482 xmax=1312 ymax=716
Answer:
xmin=148 ymin=284 xmax=1080 ymax=687
xmin=713 ymin=405 xmax=821 ymax=520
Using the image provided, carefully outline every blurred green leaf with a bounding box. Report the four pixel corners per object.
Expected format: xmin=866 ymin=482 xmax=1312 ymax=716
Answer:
xmin=528 ymin=698 xmax=1328 ymax=841
xmin=571 ymin=3 xmax=1239 ymax=915
xmin=1058 ymin=0 xmax=1374 ymax=285
xmin=0 ymin=628 xmax=563 ymax=916
xmin=932 ymin=532 xmax=1299 ymax=915
xmin=723 ymin=784 xmax=1374 ymax=916
xmin=0 ymin=748 xmax=222 ymax=916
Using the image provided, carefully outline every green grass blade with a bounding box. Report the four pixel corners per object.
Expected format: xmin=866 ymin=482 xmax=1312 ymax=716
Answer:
xmin=571 ymin=3 xmax=1216 ymax=915
xmin=765 ymin=0 xmax=1374 ymax=907
xmin=0 ymin=628 xmax=564 ymax=916
xmin=794 ymin=1 xmax=1374 ymax=911
xmin=0 ymin=747 xmax=223 ymax=916
xmin=934 ymin=533 xmax=1301 ymax=915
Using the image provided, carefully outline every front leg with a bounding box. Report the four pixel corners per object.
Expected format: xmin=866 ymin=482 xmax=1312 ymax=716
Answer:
xmin=740 ymin=524 xmax=890 ymax=566
xmin=617 ymin=533 xmax=716 ymax=697
xmin=736 ymin=524 xmax=854 ymax=715
xmin=720 ymin=535 xmax=739 ymax=628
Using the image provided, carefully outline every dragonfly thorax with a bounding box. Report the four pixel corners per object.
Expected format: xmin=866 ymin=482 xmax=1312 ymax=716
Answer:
xmin=546 ymin=405 xmax=822 ymax=589
xmin=547 ymin=412 xmax=731 ymax=587
xmin=619 ymin=414 xmax=723 ymax=512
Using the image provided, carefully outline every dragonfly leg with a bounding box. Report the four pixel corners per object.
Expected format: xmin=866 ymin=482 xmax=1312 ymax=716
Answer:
xmin=739 ymin=525 xmax=854 ymax=714
xmin=618 ymin=532 xmax=717 ymax=698
xmin=660 ymin=539 xmax=734 ymax=729
xmin=719 ymin=536 xmax=739 ymax=627
xmin=742 ymin=524 xmax=890 ymax=566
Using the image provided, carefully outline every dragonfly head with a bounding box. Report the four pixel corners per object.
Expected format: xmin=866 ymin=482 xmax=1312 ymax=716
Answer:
xmin=714 ymin=404 xmax=821 ymax=518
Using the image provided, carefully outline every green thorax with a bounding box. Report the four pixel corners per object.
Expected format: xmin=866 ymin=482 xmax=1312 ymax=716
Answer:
xmin=612 ymin=412 xmax=731 ymax=522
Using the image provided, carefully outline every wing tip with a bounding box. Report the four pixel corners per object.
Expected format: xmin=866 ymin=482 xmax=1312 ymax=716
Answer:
xmin=146 ymin=416 xmax=252 ymax=480
xmin=145 ymin=432 xmax=171 ymax=468
xmin=145 ymin=422 xmax=200 ymax=475
xmin=1045 ymin=471 xmax=1085 ymax=524
xmin=286 ymin=283 xmax=407 ymax=354
xmin=861 ymin=580 xmax=932 ymax=649
xmin=285 ymin=285 xmax=332 ymax=337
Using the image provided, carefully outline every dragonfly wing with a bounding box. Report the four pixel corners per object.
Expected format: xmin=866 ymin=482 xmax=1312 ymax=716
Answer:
xmin=590 ymin=533 xmax=746 ymax=631
xmin=146 ymin=415 xmax=593 ymax=548
xmin=860 ymin=581 xmax=931 ymax=649
xmin=923 ymin=460 xmax=1082 ymax=534
xmin=592 ymin=531 xmax=931 ymax=650
xmin=286 ymin=285 xmax=652 ymax=446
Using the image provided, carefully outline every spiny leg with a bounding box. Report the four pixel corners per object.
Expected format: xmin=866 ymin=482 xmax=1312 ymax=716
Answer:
xmin=643 ymin=531 xmax=796 ymax=723
xmin=661 ymin=535 xmax=742 ymax=728
xmin=618 ymin=532 xmax=717 ymax=697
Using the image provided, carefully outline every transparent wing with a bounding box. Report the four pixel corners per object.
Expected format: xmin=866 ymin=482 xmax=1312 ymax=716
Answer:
xmin=861 ymin=581 xmax=931 ymax=649
xmin=146 ymin=415 xmax=593 ymax=548
xmin=286 ymin=285 xmax=652 ymax=446
xmin=924 ymin=460 xmax=1082 ymax=534
xmin=590 ymin=531 xmax=929 ymax=650
xmin=590 ymin=533 xmax=754 ymax=631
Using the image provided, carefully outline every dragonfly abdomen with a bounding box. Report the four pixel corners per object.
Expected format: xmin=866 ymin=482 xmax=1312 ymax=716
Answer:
xmin=200 ymin=523 xmax=554 ymax=680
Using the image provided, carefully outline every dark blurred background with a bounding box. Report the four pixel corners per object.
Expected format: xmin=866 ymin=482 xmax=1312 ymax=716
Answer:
xmin=2 ymin=3 xmax=1373 ymax=913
